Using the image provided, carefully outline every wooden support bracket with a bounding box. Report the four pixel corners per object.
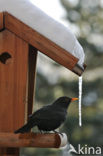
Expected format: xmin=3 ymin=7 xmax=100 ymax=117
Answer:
xmin=0 ymin=132 xmax=67 ymax=148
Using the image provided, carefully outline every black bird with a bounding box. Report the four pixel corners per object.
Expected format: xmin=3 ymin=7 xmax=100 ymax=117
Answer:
xmin=14 ymin=96 xmax=78 ymax=134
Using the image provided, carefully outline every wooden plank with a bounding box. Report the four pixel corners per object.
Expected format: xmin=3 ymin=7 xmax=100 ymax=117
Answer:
xmin=4 ymin=12 xmax=79 ymax=71
xmin=0 ymin=12 xmax=4 ymax=30
xmin=27 ymin=45 xmax=38 ymax=120
xmin=0 ymin=30 xmax=28 ymax=131
xmin=0 ymin=30 xmax=29 ymax=155
xmin=0 ymin=133 xmax=61 ymax=148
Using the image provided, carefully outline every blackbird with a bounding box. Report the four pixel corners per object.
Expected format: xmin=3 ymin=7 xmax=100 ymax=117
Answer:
xmin=14 ymin=96 xmax=78 ymax=133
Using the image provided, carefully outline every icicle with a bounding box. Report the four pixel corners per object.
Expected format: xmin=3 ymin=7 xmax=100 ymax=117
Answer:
xmin=79 ymin=76 xmax=82 ymax=127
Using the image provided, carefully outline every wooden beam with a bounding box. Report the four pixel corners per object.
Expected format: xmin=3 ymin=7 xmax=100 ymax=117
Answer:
xmin=27 ymin=45 xmax=38 ymax=119
xmin=72 ymin=63 xmax=86 ymax=76
xmin=0 ymin=132 xmax=67 ymax=148
xmin=4 ymin=12 xmax=79 ymax=71
xmin=0 ymin=12 xmax=4 ymax=30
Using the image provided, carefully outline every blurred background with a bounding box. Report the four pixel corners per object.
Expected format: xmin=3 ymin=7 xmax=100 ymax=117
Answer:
xmin=21 ymin=0 xmax=103 ymax=155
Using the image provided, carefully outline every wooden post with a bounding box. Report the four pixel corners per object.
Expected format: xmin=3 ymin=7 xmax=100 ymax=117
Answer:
xmin=0 ymin=30 xmax=33 ymax=155
xmin=27 ymin=46 xmax=37 ymax=119
xmin=0 ymin=12 xmax=4 ymax=30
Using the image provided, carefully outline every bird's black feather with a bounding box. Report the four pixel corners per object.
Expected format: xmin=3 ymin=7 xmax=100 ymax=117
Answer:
xmin=14 ymin=96 xmax=72 ymax=133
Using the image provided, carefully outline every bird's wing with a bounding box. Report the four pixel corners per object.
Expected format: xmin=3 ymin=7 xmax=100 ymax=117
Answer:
xmin=29 ymin=105 xmax=61 ymax=121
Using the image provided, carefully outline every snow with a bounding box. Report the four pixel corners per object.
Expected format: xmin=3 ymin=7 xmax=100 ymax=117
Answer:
xmin=0 ymin=0 xmax=85 ymax=67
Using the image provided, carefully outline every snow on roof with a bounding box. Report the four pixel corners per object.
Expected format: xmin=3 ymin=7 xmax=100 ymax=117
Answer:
xmin=0 ymin=0 xmax=85 ymax=67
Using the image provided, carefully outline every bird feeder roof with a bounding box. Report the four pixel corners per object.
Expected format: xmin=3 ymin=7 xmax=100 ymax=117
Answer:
xmin=0 ymin=0 xmax=86 ymax=75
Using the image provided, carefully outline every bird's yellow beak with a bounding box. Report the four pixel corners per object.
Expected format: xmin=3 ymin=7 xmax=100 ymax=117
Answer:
xmin=71 ymin=98 xmax=78 ymax=102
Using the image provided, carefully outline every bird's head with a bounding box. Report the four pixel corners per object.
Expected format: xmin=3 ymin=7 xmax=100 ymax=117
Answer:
xmin=53 ymin=96 xmax=78 ymax=109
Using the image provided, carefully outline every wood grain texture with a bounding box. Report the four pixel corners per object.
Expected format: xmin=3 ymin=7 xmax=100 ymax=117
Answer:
xmin=0 ymin=132 xmax=61 ymax=148
xmin=0 ymin=30 xmax=28 ymax=132
xmin=0 ymin=30 xmax=29 ymax=155
xmin=0 ymin=12 xmax=4 ymax=30
xmin=4 ymin=12 xmax=79 ymax=71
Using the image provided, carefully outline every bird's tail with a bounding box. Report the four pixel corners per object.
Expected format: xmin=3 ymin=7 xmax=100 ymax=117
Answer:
xmin=14 ymin=121 xmax=35 ymax=134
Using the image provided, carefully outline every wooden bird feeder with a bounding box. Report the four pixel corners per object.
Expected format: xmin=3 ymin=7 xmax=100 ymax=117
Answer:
xmin=0 ymin=11 xmax=86 ymax=155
